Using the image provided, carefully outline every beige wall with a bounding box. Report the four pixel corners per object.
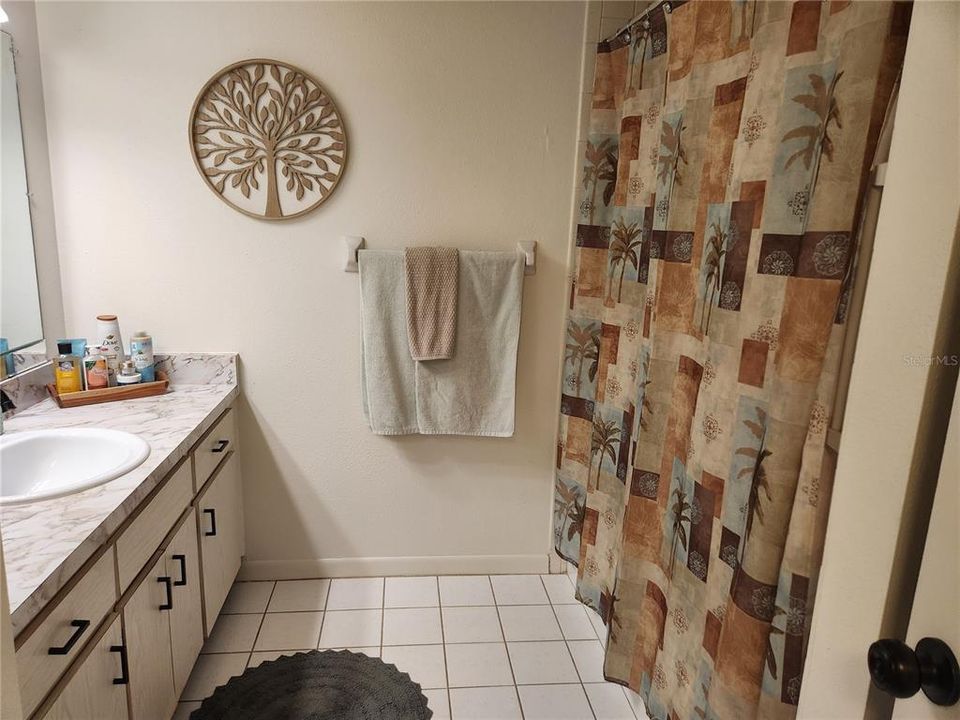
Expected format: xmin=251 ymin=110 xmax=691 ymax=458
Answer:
xmin=34 ymin=1 xmax=585 ymax=576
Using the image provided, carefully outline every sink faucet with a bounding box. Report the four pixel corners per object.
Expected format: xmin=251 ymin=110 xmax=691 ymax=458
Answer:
xmin=0 ymin=389 xmax=15 ymax=435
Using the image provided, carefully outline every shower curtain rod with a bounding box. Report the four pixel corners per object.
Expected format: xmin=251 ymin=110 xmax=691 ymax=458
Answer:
xmin=609 ymin=0 xmax=677 ymax=42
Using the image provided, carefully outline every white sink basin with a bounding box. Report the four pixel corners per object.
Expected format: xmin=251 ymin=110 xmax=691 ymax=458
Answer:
xmin=0 ymin=429 xmax=150 ymax=505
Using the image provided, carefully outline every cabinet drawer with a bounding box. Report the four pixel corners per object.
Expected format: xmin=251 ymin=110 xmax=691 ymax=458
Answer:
xmin=16 ymin=549 xmax=117 ymax=718
xmin=192 ymin=408 xmax=236 ymax=492
xmin=115 ymin=458 xmax=192 ymax=593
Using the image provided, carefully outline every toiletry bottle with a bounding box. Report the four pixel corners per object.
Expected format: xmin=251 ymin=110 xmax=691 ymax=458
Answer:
xmin=130 ymin=332 xmax=155 ymax=382
xmin=97 ymin=315 xmax=125 ymax=363
xmin=84 ymin=349 xmax=109 ymax=390
xmin=99 ymin=344 xmax=120 ymax=387
xmin=57 ymin=339 xmax=89 ymax=389
xmin=70 ymin=338 xmax=87 ymax=364
xmin=117 ymin=360 xmax=141 ymax=385
xmin=0 ymin=338 xmax=12 ymax=379
xmin=73 ymin=340 xmax=88 ymax=388
xmin=54 ymin=341 xmax=83 ymax=394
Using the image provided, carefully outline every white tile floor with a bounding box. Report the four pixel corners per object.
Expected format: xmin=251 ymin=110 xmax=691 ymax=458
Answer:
xmin=175 ymin=573 xmax=649 ymax=720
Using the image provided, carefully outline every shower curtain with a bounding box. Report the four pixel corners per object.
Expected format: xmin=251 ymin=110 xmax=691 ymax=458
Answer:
xmin=553 ymin=2 xmax=909 ymax=718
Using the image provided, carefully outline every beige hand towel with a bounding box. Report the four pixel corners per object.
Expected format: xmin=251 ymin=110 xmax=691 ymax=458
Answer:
xmin=404 ymin=246 xmax=459 ymax=361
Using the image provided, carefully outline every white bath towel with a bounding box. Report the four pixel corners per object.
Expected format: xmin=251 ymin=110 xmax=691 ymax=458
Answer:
xmin=360 ymin=249 xmax=524 ymax=436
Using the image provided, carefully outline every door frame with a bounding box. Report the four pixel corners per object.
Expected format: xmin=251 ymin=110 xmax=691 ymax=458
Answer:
xmin=799 ymin=3 xmax=960 ymax=718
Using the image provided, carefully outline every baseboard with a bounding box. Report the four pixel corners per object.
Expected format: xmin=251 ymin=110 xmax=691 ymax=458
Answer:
xmin=238 ymin=553 xmax=552 ymax=581
xmin=547 ymin=551 xmax=570 ymax=574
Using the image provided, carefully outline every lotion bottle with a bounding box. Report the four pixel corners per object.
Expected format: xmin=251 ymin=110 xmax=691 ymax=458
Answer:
xmin=97 ymin=315 xmax=125 ymax=363
xmin=84 ymin=350 xmax=109 ymax=390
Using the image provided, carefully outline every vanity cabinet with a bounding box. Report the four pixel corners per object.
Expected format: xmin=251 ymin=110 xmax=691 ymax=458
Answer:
xmin=43 ymin=614 xmax=128 ymax=720
xmin=17 ymin=404 xmax=243 ymax=720
xmin=197 ymin=452 xmax=243 ymax=631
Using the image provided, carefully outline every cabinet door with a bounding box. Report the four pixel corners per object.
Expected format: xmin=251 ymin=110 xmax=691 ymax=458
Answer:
xmin=43 ymin=614 xmax=128 ymax=720
xmin=166 ymin=508 xmax=204 ymax=697
xmin=165 ymin=508 xmax=204 ymax=698
xmin=123 ymin=554 xmax=177 ymax=720
xmin=197 ymin=452 xmax=243 ymax=632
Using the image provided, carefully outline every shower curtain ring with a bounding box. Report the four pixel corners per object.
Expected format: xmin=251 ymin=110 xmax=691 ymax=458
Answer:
xmin=642 ymin=18 xmax=651 ymax=30
xmin=664 ymin=2 xmax=672 ymax=13
xmin=623 ymin=30 xmax=632 ymax=43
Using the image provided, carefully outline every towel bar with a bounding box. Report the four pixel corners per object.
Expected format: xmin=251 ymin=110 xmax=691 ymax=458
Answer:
xmin=342 ymin=236 xmax=536 ymax=276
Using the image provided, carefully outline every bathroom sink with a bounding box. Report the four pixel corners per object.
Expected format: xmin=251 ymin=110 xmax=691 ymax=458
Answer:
xmin=0 ymin=429 xmax=150 ymax=505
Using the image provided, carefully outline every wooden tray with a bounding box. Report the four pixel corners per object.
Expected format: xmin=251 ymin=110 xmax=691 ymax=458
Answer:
xmin=47 ymin=371 xmax=169 ymax=409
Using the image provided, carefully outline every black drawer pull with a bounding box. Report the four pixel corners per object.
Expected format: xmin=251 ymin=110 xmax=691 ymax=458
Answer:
xmin=172 ymin=554 xmax=187 ymax=586
xmin=158 ymin=576 xmax=173 ymax=611
xmin=211 ymin=439 xmax=229 ymax=453
xmin=203 ymin=508 xmax=218 ymax=536
xmin=48 ymin=619 xmax=90 ymax=655
xmin=110 ymin=644 xmax=129 ymax=685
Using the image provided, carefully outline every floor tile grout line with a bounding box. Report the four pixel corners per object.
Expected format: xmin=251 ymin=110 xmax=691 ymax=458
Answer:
xmin=434 ymin=577 xmax=453 ymax=720
xmin=208 ymin=640 xmax=600 ymax=660
xmin=541 ymin=575 xmax=598 ymax=720
xmin=379 ymin=577 xmax=386 ymax=657
xmin=201 ymin=637 xmax=590 ymax=656
xmin=448 ymin=680 xmax=599 ymax=689
xmin=313 ymin=578 xmax=332 ymax=650
xmin=246 ymin=580 xmax=277 ymax=668
xmin=489 ymin=575 xmax=526 ymax=720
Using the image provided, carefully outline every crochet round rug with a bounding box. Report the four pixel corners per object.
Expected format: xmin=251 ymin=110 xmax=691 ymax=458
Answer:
xmin=191 ymin=649 xmax=433 ymax=720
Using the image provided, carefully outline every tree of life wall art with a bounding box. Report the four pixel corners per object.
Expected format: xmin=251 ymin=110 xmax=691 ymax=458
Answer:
xmin=189 ymin=59 xmax=347 ymax=220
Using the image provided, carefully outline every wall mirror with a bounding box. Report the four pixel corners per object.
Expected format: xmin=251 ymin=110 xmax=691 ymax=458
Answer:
xmin=1 ymin=30 xmax=45 ymax=379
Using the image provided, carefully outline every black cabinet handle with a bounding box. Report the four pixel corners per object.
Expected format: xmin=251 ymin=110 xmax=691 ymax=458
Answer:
xmin=869 ymin=637 xmax=960 ymax=706
xmin=48 ymin=619 xmax=90 ymax=655
xmin=203 ymin=508 xmax=217 ymax=536
xmin=158 ymin=576 xmax=173 ymax=611
xmin=172 ymin=554 xmax=188 ymax=586
xmin=211 ymin=439 xmax=229 ymax=453
xmin=110 ymin=644 xmax=129 ymax=685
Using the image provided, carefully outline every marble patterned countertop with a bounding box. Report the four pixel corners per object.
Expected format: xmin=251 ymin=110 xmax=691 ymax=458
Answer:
xmin=0 ymin=353 xmax=239 ymax=635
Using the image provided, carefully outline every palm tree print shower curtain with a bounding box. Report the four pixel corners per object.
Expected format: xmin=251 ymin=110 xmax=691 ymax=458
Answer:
xmin=553 ymin=2 xmax=909 ymax=718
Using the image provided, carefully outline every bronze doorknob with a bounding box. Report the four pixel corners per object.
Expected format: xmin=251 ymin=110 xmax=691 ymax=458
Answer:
xmin=868 ymin=637 xmax=960 ymax=706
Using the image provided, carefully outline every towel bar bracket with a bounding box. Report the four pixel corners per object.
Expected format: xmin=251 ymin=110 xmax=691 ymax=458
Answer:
xmin=343 ymin=235 xmax=365 ymax=273
xmin=518 ymin=241 xmax=537 ymax=276
xmin=342 ymin=237 xmax=536 ymax=275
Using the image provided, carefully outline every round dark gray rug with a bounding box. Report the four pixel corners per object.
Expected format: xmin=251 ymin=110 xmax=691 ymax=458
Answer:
xmin=191 ymin=649 xmax=433 ymax=719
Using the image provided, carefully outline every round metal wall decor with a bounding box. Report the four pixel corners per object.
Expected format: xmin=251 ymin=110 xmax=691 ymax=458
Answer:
xmin=189 ymin=59 xmax=347 ymax=221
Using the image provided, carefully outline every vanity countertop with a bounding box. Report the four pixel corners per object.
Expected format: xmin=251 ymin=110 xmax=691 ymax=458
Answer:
xmin=1 ymin=353 xmax=239 ymax=635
